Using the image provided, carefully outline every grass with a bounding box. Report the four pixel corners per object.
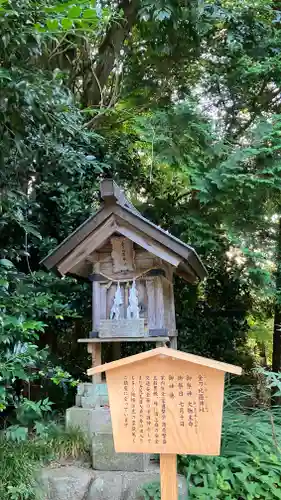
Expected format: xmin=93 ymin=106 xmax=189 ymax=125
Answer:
xmin=0 ymin=425 xmax=88 ymax=500
xmin=46 ymin=424 xmax=89 ymax=459
xmin=0 ymin=438 xmax=49 ymax=500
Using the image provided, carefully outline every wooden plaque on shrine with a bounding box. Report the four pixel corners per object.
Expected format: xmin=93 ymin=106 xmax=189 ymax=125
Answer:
xmin=99 ymin=319 xmax=146 ymax=338
xmin=88 ymin=347 xmax=242 ymax=456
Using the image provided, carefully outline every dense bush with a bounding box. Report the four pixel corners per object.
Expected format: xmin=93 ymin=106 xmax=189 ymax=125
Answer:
xmin=0 ymin=259 xmax=80 ymax=421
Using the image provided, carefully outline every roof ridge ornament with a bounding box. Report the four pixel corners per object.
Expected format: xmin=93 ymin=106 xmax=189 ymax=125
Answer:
xmin=100 ymin=179 xmax=141 ymax=216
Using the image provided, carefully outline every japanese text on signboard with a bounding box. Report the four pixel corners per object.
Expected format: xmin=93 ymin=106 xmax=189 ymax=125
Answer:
xmin=122 ymin=372 xmax=209 ymax=445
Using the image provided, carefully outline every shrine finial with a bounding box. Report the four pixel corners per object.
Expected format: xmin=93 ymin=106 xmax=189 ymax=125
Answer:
xmin=100 ymin=179 xmax=141 ymax=215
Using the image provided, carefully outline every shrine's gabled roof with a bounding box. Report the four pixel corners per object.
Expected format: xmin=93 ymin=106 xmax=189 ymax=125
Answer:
xmin=40 ymin=179 xmax=207 ymax=283
xmin=87 ymin=347 xmax=242 ymax=376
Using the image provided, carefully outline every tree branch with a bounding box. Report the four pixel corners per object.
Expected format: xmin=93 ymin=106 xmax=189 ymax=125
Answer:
xmin=82 ymin=0 xmax=139 ymax=108
xmin=227 ymin=82 xmax=281 ymax=142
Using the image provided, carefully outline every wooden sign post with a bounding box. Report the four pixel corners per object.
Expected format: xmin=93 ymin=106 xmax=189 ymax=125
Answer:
xmin=160 ymin=454 xmax=177 ymax=499
xmin=88 ymin=347 xmax=242 ymax=499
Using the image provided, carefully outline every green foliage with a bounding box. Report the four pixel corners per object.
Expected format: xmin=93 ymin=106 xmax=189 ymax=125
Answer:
xmin=140 ymin=482 xmax=161 ymax=500
xmin=0 ymin=259 xmax=79 ymax=413
xmin=0 ymin=437 xmax=50 ymax=500
xmin=1 ymin=0 xmax=281 ymax=422
xmin=38 ymin=0 xmax=115 ymax=34
xmin=247 ymin=316 xmax=273 ymax=365
xmin=177 ymin=382 xmax=281 ymax=499
xmin=0 ymin=424 xmax=88 ymax=500
xmin=175 ymin=264 xmax=253 ymax=367
xmin=140 ymin=386 xmax=281 ymax=499
xmin=5 ymin=425 xmax=29 ymax=443
xmin=0 ymin=0 xmax=96 ymax=410
xmin=4 ymin=397 xmax=53 ymax=442
xmin=183 ymin=452 xmax=281 ymax=499
xmin=16 ymin=397 xmax=52 ymax=428
xmin=258 ymin=367 xmax=281 ymax=398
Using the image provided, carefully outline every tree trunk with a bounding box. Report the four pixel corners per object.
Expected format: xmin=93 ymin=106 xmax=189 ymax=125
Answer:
xmin=272 ymin=216 xmax=281 ymax=373
xmin=82 ymin=0 xmax=139 ymax=108
xmin=272 ymin=216 xmax=281 ymax=405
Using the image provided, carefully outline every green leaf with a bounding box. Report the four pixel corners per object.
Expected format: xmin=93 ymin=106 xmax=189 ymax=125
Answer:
xmin=0 ymin=259 xmax=14 ymax=268
xmin=94 ymin=164 xmax=103 ymax=173
xmin=4 ymin=314 xmax=21 ymax=327
xmin=5 ymin=425 xmax=28 ymax=442
xmin=22 ymin=223 xmax=42 ymax=240
xmin=46 ymin=18 xmax=59 ymax=30
xmin=0 ymin=69 xmax=11 ymax=80
xmin=22 ymin=320 xmax=46 ymax=332
xmin=61 ymin=18 xmax=73 ymax=30
xmin=272 ymin=487 xmax=281 ymax=499
xmin=68 ymin=6 xmax=82 ymax=18
xmin=0 ymin=279 xmax=9 ymax=289
xmin=82 ymin=8 xmax=97 ymax=19
xmin=34 ymin=22 xmax=45 ymax=32
xmin=34 ymin=421 xmax=49 ymax=438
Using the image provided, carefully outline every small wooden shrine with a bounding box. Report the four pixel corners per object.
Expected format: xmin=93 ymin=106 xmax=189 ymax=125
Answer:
xmin=41 ymin=180 xmax=208 ymax=473
xmin=41 ymin=179 xmax=207 ymax=374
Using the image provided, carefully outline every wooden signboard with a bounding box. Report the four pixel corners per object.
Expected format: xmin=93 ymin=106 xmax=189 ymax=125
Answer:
xmin=106 ymin=358 xmax=223 ymax=455
xmin=88 ymin=347 xmax=242 ymax=500
xmin=99 ymin=319 xmax=145 ymax=338
xmin=111 ymin=236 xmax=135 ymax=272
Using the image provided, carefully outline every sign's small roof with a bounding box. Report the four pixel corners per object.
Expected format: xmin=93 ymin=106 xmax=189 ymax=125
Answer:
xmin=87 ymin=347 xmax=242 ymax=376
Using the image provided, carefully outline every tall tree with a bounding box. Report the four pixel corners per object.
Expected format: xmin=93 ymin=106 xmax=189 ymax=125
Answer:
xmin=273 ymin=217 xmax=281 ymax=373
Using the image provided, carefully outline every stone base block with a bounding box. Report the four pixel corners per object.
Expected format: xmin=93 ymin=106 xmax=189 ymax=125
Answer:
xmin=80 ymin=396 xmax=99 ymax=409
xmin=66 ymin=407 xmax=112 ymax=443
xmin=74 ymin=395 xmax=81 ymax=407
xmin=66 ymin=408 xmax=151 ymax=473
xmin=92 ymin=433 xmax=150 ymax=472
xmin=40 ymin=463 xmax=188 ymax=500
xmin=76 ymin=383 xmax=109 ymax=409
xmin=77 ymin=383 xmax=95 ymax=397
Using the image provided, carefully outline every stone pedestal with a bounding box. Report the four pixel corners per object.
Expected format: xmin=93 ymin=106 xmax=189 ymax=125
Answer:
xmin=92 ymin=433 xmax=150 ymax=472
xmin=75 ymin=382 xmax=109 ymax=408
xmin=66 ymin=383 xmax=150 ymax=473
xmin=66 ymin=407 xmax=112 ymax=440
